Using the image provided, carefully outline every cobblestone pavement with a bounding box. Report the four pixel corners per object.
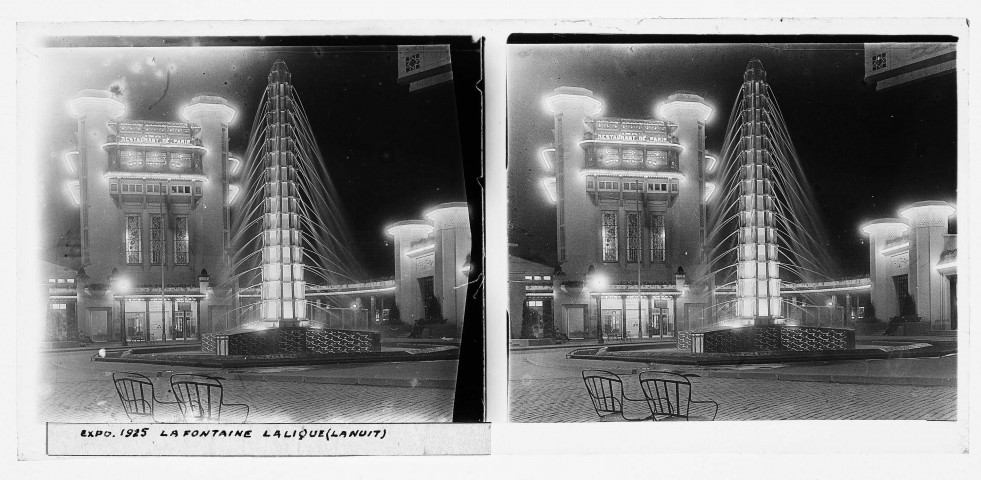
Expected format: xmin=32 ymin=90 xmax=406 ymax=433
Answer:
xmin=37 ymin=351 xmax=455 ymax=423
xmin=509 ymin=349 xmax=957 ymax=422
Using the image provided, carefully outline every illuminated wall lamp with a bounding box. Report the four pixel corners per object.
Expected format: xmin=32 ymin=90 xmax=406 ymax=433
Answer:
xmin=936 ymin=261 xmax=957 ymax=271
xmin=703 ymin=182 xmax=717 ymax=202
xmin=705 ymin=154 xmax=718 ymax=172
xmin=405 ymin=243 xmax=435 ymax=256
xmin=65 ymin=151 xmax=78 ymax=174
xmin=66 ymin=180 xmax=81 ymax=206
xmin=541 ymin=177 xmax=557 ymax=203
xmin=539 ymin=148 xmax=555 ymax=170
xmin=880 ymin=242 xmax=910 ymax=255
xmin=228 ymin=184 xmax=241 ymax=205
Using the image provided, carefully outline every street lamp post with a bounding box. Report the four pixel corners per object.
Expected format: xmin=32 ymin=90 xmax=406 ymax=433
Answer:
xmin=109 ymin=268 xmax=127 ymax=347
xmin=637 ymin=260 xmax=643 ymax=340
xmin=586 ymin=265 xmax=606 ymax=345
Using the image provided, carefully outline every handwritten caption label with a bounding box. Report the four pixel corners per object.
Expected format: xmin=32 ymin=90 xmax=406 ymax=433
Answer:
xmin=79 ymin=427 xmax=386 ymax=441
xmin=50 ymin=423 xmax=488 ymax=456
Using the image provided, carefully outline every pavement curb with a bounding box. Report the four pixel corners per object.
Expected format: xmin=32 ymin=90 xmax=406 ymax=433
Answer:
xmin=225 ymin=372 xmax=456 ymax=390
xmin=42 ymin=342 xmax=202 ymax=354
xmin=694 ymin=370 xmax=955 ymax=387
xmin=91 ymin=349 xmax=461 ymax=368
xmin=510 ymin=341 xmax=677 ymax=353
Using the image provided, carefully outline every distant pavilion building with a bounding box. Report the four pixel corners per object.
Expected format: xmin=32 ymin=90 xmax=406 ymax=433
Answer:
xmin=863 ymin=201 xmax=958 ymax=331
xmin=387 ymin=202 xmax=472 ymax=334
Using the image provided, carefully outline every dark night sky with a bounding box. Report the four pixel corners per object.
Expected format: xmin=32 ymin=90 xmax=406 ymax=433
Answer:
xmin=508 ymin=42 xmax=957 ymax=276
xmin=38 ymin=42 xmax=473 ymax=279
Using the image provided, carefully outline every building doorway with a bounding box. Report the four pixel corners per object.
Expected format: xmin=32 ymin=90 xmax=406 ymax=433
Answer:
xmin=647 ymin=310 xmax=663 ymax=338
xmin=893 ymin=274 xmax=916 ymax=317
xmin=88 ymin=308 xmax=110 ymax=343
xmin=564 ymin=305 xmax=586 ymax=339
xmin=125 ymin=311 xmax=147 ymax=342
xmin=601 ymin=308 xmax=623 ymax=340
xmin=418 ymin=276 xmax=437 ymax=320
xmin=171 ymin=302 xmax=195 ymax=340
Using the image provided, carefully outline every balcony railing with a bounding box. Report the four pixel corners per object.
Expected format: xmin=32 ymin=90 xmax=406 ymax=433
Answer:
xmin=107 ymin=158 xmax=205 ymax=177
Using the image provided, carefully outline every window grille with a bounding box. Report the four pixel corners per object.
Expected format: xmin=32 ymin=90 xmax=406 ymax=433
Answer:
xmin=126 ymin=215 xmax=142 ymax=264
xmin=648 ymin=213 xmax=665 ymax=263
xmin=626 ymin=212 xmax=641 ymax=263
xmin=150 ymin=215 xmax=164 ymax=265
xmin=174 ymin=216 xmax=189 ymax=265
xmin=602 ymin=211 xmax=619 ymax=262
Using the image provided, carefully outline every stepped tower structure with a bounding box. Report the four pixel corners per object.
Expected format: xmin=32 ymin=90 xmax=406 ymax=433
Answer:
xmin=259 ymin=61 xmax=307 ymax=327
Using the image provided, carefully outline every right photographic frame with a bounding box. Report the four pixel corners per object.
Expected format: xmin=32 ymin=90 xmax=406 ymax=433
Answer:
xmin=507 ymin=37 xmax=958 ymax=423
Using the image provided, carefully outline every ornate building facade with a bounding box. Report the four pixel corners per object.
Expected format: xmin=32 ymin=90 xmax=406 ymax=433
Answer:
xmin=522 ymin=86 xmax=718 ymax=340
xmin=59 ymin=90 xmax=239 ymax=344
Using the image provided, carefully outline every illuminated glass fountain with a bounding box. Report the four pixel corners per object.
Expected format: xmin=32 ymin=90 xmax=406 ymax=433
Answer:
xmin=260 ymin=60 xmax=306 ymax=327
xmin=734 ymin=59 xmax=782 ymax=324
xmin=707 ymin=59 xmax=840 ymax=328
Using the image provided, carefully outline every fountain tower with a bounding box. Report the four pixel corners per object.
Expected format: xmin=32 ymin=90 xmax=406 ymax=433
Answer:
xmin=734 ymin=59 xmax=782 ymax=325
xmin=259 ymin=61 xmax=307 ymax=327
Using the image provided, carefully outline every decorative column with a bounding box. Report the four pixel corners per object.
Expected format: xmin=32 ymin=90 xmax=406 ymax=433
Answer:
xmin=862 ymin=219 xmax=910 ymax=323
xmin=70 ymin=90 xmax=126 ymax=341
xmin=68 ymin=90 xmax=125 ymax=280
xmin=387 ymin=220 xmax=435 ymax=323
xmin=901 ymin=201 xmax=955 ymax=330
xmin=658 ymin=92 xmax=712 ymax=275
xmin=183 ymin=96 xmax=236 ymax=285
xmin=546 ymin=87 xmax=603 ymax=338
xmin=545 ymin=87 xmax=603 ymax=279
xmin=426 ymin=202 xmax=471 ymax=331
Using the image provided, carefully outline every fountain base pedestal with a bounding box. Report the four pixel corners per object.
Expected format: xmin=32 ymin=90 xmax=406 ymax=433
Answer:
xmin=685 ymin=325 xmax=855 ymax=354
xmin=203 ymin=326 xmax=381 ymax=356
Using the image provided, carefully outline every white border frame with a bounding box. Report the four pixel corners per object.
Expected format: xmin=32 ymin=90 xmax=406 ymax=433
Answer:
xmin=4 ymin=6 xmax=979 ymax=479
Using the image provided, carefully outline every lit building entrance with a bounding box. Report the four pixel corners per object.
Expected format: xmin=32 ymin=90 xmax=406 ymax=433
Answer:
xmin=598 ymin=295 xmax=675 ymax=340
xmin=117 ymin=297 xmax=200 ymax=342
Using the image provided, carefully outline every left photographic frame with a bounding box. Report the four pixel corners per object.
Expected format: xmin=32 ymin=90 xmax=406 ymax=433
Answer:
xmin=18 ymin=32 xmax=485 ymax=456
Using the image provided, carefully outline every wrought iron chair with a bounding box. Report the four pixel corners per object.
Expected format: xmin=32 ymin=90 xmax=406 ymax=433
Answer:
xmin=112 ymin=372 xmax=180 ymax=422
xmin=581 ymin=370 xmax=652 ymax=422
xmin=638 ymin=371 xmax=719 ymax=421
xmin=169 ymin=374 xmax=251 ymax=423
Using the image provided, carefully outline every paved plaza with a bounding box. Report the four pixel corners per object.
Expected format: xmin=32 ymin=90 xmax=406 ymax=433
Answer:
xmin=509 ymin=347 xmax=957 ymax=422
xmin=37 ymin=350 xmax=457 ymax=423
